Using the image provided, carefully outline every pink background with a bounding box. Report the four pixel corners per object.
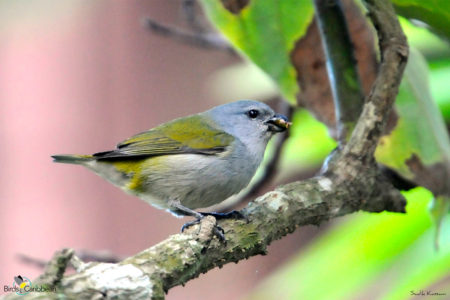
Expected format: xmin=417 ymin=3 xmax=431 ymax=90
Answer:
xmin=0 ymin=1 xmax=319 ymax=298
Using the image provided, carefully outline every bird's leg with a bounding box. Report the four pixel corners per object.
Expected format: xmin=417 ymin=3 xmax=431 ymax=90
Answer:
xmin=171 ymin=203 xmax=225 ymax=241
xmin=170 ymin=202 xmax=204 ymax=219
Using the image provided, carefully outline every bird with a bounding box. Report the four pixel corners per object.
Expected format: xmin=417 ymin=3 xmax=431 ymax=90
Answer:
xmin=52 ymin=100 xmax=291 ymax=239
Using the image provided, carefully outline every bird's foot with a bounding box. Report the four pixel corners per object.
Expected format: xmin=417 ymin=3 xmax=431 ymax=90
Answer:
xmin=181 ymin=216 xmax=226 ymax=242
xmin=174 ymin=202 xmax=246 ymax=242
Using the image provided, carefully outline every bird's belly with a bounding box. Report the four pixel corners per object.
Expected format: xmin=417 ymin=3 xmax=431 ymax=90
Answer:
xmin=138 ymin=154 xmax=254 ymax=210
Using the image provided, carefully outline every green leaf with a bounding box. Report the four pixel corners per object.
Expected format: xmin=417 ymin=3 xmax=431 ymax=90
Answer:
xmin=374 ymin=49 xmax=450 ymax=246
xmin=375 ymin=48 xmax=450 ymax=182
xmin=429 ymin=59 xmax=450 ymax=121
xmin=200 ymin=0 xmax=314 ymax=104
xmin=393 ymin=0 xmax=450 ymax=40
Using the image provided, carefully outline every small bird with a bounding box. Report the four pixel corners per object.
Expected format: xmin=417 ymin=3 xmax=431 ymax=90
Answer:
xmin=52 ymin=100 xmax=291 ymax=239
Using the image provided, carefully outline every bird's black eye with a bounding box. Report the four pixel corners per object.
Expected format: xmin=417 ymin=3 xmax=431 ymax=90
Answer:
xmin=247 ymin=109 xmax=259 ymax=119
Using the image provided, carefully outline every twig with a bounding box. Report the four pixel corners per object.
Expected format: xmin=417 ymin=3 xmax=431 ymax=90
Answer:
xmin=313 ymin=0 xmax=365 ymax=142
xmin=18 ymin=250 xmax=122 ymax=270
xmin=181 ymin=0 xmax=204 ymax=32
xmin=142 ymin=17 xmax=235 ymax=54
xmin=17 ymin=254 xmax=47 ymax=269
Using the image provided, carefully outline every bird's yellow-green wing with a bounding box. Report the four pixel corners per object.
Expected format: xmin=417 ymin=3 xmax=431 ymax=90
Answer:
xmin=93 ymin=114 xmax=234 ymax=159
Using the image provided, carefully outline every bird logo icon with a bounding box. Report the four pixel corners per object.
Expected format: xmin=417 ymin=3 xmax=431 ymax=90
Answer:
xmin=13 ymin=275 xmax=31 ymax=295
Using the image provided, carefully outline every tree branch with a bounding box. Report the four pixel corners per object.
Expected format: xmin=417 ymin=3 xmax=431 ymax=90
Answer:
xmin=2 ymin=0 xmax=408 ymax=299
xmin=340 ymin=0 xmax=408 ymax=162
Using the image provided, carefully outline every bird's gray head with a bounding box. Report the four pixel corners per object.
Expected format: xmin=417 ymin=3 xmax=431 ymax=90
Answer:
xmin=204 ymin=100 xmax=290 ymax=146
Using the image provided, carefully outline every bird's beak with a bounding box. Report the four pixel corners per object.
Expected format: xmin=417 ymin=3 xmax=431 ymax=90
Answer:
xmin=266 ymin=114 xmax=292 ymax=132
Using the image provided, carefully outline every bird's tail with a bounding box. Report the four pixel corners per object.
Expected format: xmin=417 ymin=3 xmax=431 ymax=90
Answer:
xmin=51 ymin=154 xmax=94 ymax=165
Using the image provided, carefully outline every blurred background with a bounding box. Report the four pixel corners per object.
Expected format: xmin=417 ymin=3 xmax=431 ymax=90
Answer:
xmin=0 ymin=1 xmax=449 ymax=299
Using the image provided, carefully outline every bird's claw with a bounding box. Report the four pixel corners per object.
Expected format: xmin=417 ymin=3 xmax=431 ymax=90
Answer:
xmin=181 ymin=219 xmax=201 ymax=233
xmin=181 ymin=215 xmax=227 ymax=242
xmin=213 ymin=226 xmax=226 ymax=242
